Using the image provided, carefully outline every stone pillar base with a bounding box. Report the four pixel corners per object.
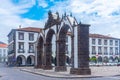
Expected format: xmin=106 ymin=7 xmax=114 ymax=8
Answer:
xmin=55 ymin=66 xmax=67 ymax=72
xmin=42 ymin=65 xmax=53 ymax=70
xmin=34 ymin=65 xmax=42 ymax=69
xmin=70 ymin=68 xmax=91 ymax=75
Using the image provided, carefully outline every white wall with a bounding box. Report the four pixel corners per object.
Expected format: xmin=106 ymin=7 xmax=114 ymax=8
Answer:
xmin=0 ymin=47 xmax=8 ymax=62
xmin=15 ymin=31 xmax=39 ymax=61
xmin=89 ymin=37 xmax=120 ymax=59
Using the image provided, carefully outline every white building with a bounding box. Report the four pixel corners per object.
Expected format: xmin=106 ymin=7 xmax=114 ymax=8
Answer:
xmin=89 ymin=34 xmax=120 ymax=63
xmin=64 ymin=33 xmax=120 ymax=65
xmin=8 ymin=27 xmax=42 ymax=66
xmin=0 ymin=42 xmax=8 ymax=63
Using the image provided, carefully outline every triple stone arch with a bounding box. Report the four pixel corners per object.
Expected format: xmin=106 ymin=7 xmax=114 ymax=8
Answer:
xmin=36 ymin=22 xmax=74 ymax=71
xmin=35 ymin=11 xmax=91 ymax=75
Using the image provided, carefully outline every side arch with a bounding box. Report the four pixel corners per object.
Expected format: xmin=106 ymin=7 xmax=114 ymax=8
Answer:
xmin=114 ymin=56 xmax=119 ymax=62
xmin=109 ymin=56 xmax=114 ymax=63
xmin=16 ymin=55 xmax=26 ymax=66
xmin=55 ymin=24 xmax=74 ymax=71
xmin=103 ymin=56 xmax=109 ymax=63
xmin=27 ymin=55 xmax=35 ymax=66
xmin=36 ymin=35 xmax=44 ymax=68
xmin=98 ymin=56 xmax=102 ymax=62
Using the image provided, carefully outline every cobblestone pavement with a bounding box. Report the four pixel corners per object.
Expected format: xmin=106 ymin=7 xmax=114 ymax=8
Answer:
xmin=0 ymin=63 xmax=120 ymax=80
xmin=20 ymin=66 xmax=120 ymax=78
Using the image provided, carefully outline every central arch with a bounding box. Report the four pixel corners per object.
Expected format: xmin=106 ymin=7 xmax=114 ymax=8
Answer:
xmin=55 ymin=24 xmax=73 ymax=71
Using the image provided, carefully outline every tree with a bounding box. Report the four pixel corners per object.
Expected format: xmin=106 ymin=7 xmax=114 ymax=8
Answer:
xmin=90 ymin=56 xmax=97 ymax=63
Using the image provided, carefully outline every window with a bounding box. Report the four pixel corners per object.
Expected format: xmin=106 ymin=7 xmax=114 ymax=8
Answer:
xmin=115 ymin=47 xmax=118 ymax=55
xmin=98 ymin=47 xmax=102 ymax=54
xmin=3 ymin=53 xmax=6 ymax=57
xmin=98 ymin=39 xmax=102 ymax=45
xmin=110 ymin=47 xmax=113 ymax=55
xmin=92 ymin=39 xmax=96 ymax=45
xmin=3 ymin=49 xmax=6 ymax=54
xmin=18 ymin=32 xmax=24 ymax=40
xmin=29 ymin=33 xmax=34 ymax=41
xmin=18 ymin=42 xmax=24 ymax=53
xmin=104 ymin=47 xmax=108 ymax=55
xmin=110 ymin=40 xmax=113 ymax=45
xmin=29 ymin=43 xmax=34 ymax=53
xmin=115 ymin=40 xmax=118 ymax=46
xmin=104 ymin=40 xmax=107 ymax=45
xmin=92 ymin=46 xmax=96 ymax=54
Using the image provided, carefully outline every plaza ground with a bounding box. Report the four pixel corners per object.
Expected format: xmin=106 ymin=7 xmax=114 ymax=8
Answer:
xmin=20 ymin=66 xmax=120 ymax=78
xmin=1 ymin=63 xmax=120 ymax=80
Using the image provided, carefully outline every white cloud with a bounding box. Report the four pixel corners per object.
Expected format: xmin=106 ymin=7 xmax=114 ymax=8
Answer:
xmin=49 ymin=0 xmax=120 ymax=38
xmin=0 ymin=0 xmax=44 ymax=43
xmin=0 ymin=0 xmax=120 ymax=43
xmin=38 ymin=0 xmax=48 ymax=8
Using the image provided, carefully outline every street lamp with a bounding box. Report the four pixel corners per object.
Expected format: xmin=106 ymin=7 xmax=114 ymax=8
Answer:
xmin=96 ymin=54 xmax=98 ymax=65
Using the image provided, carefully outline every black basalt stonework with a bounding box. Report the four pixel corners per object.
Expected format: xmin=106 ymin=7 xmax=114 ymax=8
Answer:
xmin=70 ymin=24 xmax=91 ymax=75
xmin=36 ymin=12 xmax=91 ymax=75
xmin=55 ymin=40 xmax=67 ymax=72
xmin=42 ymin=43 xmax=53 ymax=70
xmin=35 ymin=39 xmax=43 ymax=68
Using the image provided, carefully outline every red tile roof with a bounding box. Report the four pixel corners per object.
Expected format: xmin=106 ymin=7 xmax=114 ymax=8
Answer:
xmin=0 ymin=44 xmax=7 ymax=48
xmin=89 ymin=34 xmax=118 ymax=39
xmin=17 ymin=27 xmax=42 ymax=33
xmin=66 ymin=32 xmax=119 ymax=39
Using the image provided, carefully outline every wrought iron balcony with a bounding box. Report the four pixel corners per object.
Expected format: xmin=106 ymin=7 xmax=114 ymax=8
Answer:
xmin=28 ymin=49 xmax=34 ymax=53
xmin=18 ymin=49 xmax=25 ymax=53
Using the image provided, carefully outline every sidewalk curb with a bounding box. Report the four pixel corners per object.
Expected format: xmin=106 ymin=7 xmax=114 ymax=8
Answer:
xmin=20 ymin=69 xmax=104 ymax=79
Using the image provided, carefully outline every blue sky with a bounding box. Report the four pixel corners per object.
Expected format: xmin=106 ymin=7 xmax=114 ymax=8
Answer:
xmin=0 ymin=0 xmax=120 ymax=43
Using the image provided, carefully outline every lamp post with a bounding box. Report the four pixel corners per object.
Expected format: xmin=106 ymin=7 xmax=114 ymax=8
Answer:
xmin=96 ymin=54 xmax=98 ymax=65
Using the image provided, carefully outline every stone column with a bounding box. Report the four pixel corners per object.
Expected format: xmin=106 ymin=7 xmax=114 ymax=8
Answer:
xmin=42 ymin=43 xmax=53 ymax=70
xmin=70 ymin=24 xmax=91 ymax=75
xmin=55 ymin=40 xmax=67 ymax=72
xmin=34 ymin=46 xmax=43 ymax=68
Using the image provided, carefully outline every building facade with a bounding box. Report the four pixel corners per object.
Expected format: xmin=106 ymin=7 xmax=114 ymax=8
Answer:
xmin=89 ymin=34 xmax=120 ymax=63
xmin=8 ymin=27 xmax=42 ymax=66
xmin=0 ymin=42 xmax=7 ymax=63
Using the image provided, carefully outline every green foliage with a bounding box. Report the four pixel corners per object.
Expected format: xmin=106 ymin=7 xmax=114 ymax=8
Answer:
xmin=90 ymin=56 xmax=97 ymax=63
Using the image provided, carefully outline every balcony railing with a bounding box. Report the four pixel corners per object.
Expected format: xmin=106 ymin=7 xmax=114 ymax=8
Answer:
xmin=28 ymin=49 xmax=34 ymax=53
xmin=110 ymin=53 xmax=113 ymax=55
xmin=98 ymin=52 xmax=102 ymax=54
xmin=104 ymin=53 xmax=108 ymax=55
xmin=92 ymin=52 xmax=96 ymax=54
xmin=18 ymin=49 xmax=25 ymax=53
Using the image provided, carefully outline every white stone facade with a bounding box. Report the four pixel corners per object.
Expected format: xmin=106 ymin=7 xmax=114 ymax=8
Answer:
xmin=8 ymin=27 xmax=41 ymax=66
xmin=66 ymin=34 xmax=120 ymax=63
xmin=89 ymin=34 xmax=120 ymax=63
xmin=0 ymin=47 xmax=8 ymax=62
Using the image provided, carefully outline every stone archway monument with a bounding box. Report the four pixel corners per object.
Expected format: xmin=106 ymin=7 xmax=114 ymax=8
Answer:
xmin=36 ymin=11 xmax=91 ymax=75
